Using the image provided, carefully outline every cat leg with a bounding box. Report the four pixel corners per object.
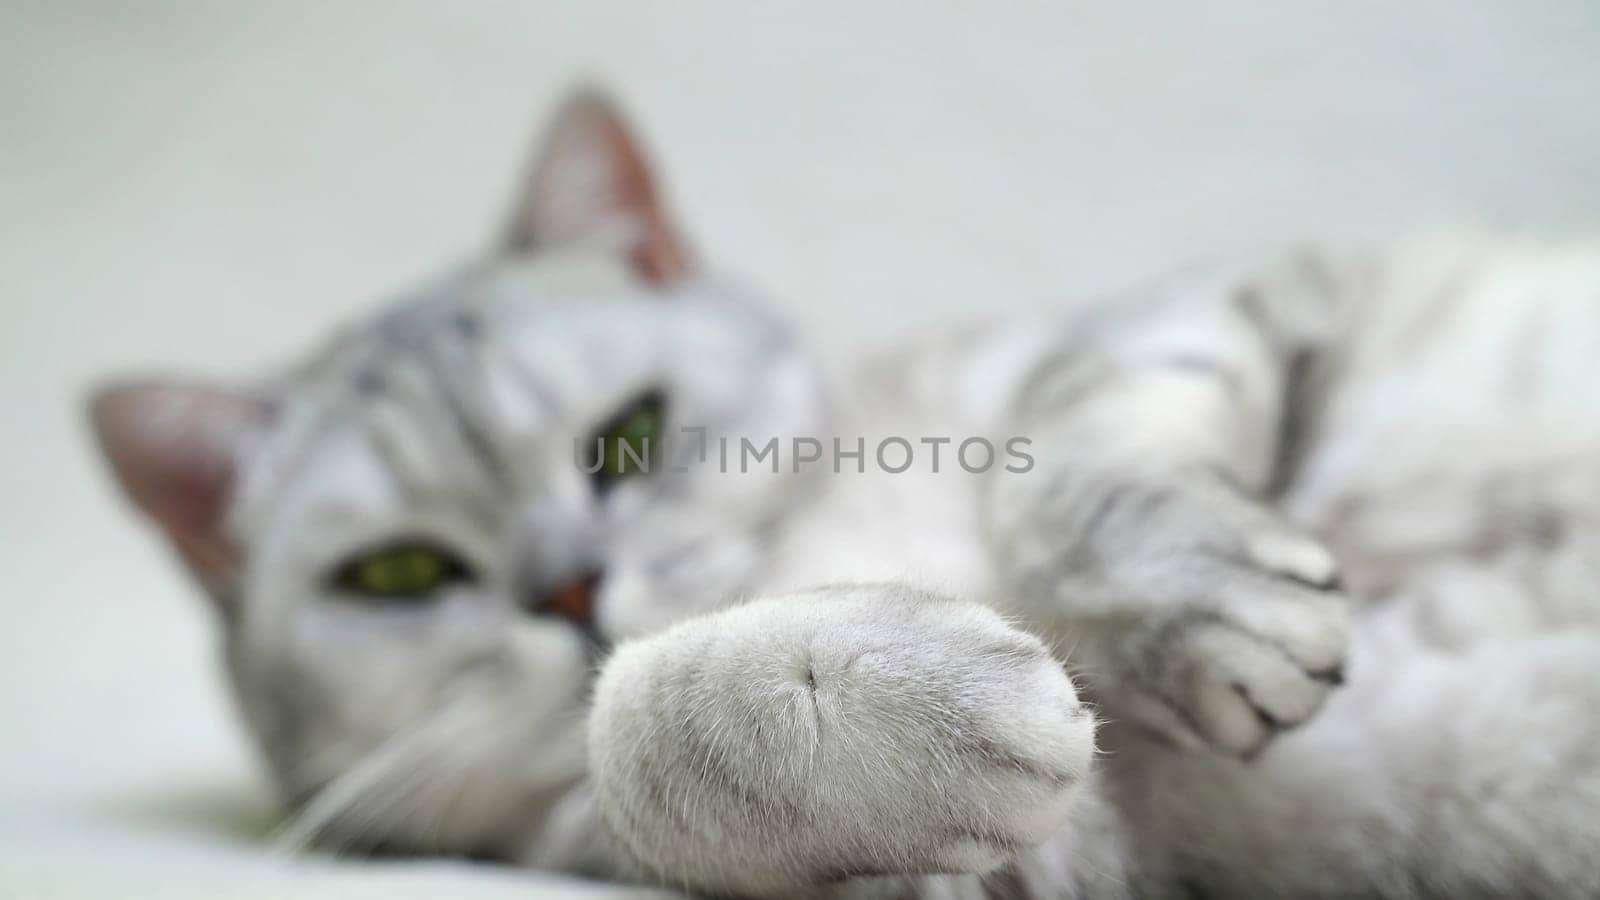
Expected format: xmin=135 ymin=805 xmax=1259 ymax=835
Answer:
xmin=1110 ymin=627 xmax=1600 ymax=897
xmin=987 ymin=253 xmax=1357 ymax=756
xmin=587 ymin=584 xmax=1097 ymax=899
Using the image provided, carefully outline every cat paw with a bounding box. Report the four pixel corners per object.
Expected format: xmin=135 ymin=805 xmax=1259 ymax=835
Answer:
xmin=1111 ymin=526 xmax=1350 ymax=757
xmin=999 ymin=471 xmax=1351 ymax=758
xmin=589 ymin=585 xmax=1096 ymax=896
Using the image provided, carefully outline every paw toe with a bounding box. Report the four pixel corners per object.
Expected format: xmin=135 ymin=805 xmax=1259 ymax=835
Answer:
xmin=1247 ymin=531 xmax=1341 ymax=589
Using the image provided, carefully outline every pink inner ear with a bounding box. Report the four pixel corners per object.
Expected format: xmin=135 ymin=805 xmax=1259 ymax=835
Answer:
xmin=90 ymin=381 xmax=269 ymax=584
xmin=504 ymin=89 xmax=692 ymax=284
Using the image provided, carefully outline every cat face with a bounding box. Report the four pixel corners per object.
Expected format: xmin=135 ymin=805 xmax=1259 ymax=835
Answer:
xmin=90 ymin=90 xmax=826 ymax=857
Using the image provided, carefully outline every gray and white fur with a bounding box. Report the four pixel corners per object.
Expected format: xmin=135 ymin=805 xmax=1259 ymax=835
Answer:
xmin=90 ymin=90 xmax=1600 ymax=899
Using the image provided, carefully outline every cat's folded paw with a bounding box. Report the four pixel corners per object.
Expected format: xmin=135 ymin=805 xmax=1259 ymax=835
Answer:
xmin=1133 ymin=602 xmax=1347 ymax=758
xmin=1111 ymin=524 xmax=1351 ymax=758
xmin=1001 ymin=472 xmax=1350 ymax=758
xmin=588 ymin=585 xmax=1096 ymax=897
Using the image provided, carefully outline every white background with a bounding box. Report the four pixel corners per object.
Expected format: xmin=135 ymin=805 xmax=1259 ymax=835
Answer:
xmin=3 ymin=2 xmax=1598 ymax=894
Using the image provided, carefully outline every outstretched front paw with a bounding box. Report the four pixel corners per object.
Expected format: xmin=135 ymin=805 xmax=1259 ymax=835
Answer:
xmin=589 ymin=586 xmax=1096 ymax=897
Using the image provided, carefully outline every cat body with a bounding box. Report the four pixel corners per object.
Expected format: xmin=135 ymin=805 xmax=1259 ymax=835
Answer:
xmin=987 ymin=239 xmax=1600 ymax=898
xmin=90 ymin=92 xmax=1600 ymax=899
xmin=756 ymin=237 xmax=1600 ymax=898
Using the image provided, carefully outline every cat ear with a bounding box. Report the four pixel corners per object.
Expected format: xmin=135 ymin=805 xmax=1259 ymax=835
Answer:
xmin=89 ymin=379 xmax=273 ymax=600
xmin=500 ymin=87 xmax=692 ymax=284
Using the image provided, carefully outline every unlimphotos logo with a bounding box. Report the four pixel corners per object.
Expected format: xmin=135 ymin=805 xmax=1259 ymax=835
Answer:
xmin=577 ymin=426 xmax=1034 ymax=478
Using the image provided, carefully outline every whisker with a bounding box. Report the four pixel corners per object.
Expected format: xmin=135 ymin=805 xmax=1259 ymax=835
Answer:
xmin=273 ymin=700 xmax=480 ymax=854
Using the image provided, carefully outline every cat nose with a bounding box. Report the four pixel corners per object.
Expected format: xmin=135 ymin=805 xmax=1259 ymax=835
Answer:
xmin=532 ymin=570 xmax=602 ymax=632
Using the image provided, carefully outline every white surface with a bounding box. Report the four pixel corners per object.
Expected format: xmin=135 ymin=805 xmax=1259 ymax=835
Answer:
xmin=3 ymin=2 xmax=1599 ymax=895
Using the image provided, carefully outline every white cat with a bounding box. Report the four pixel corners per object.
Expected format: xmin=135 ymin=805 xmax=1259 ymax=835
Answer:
xmin=90 ymin=90 xmax=1600 ymax=898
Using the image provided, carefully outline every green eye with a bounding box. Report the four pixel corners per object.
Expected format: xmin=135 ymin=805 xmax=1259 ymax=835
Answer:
xmin=590 ymin=392 xmax=664 ymax=487
xmin=331 ymin=542 xmax=471 ymax=600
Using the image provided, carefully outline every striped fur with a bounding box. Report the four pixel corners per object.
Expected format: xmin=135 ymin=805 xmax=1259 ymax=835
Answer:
xmin=91 ymin=92 xmax=1600 ymax=899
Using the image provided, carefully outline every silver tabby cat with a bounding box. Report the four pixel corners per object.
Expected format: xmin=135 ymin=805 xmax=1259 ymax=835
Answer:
xmin=91 ymin=90 xmax=1600 ymax=899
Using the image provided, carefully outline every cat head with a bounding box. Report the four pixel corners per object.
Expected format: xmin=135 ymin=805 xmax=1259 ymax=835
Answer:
xmin=89 ymin=89 xmax=827 ymax=858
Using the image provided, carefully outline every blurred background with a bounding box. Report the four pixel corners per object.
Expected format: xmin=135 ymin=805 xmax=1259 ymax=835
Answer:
xmin=3 ymin=2 xmax=1598 ymax=895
